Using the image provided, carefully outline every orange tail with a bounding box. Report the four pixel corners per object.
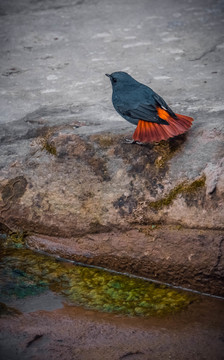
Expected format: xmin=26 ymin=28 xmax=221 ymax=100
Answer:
xmin=133 ymin=107 xmax=194 ymax=143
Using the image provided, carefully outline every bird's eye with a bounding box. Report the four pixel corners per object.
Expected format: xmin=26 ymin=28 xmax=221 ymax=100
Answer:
xmin=112 ymin=78 xmax=117 ymax=83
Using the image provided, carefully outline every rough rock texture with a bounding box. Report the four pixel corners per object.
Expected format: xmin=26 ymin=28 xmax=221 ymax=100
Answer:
xmin=0 ymin=122 xmax=223 ymax=235
xmin=27 ymin=227 xmax=224 ymax=297
xmin=0 ymin=0 xmax=224 ymax=294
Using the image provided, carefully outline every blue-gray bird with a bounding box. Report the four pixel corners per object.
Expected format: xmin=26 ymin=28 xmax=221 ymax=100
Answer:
xmin=106 ymin=72 xmax=193 ymax=143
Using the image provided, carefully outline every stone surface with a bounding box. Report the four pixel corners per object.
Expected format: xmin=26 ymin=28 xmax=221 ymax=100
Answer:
xmin=27 ymin=226 xmax=224 ymax=297
xmin=0 ymin=122 xmax=223 ymax=235
xmin=1 ymin=299 xmax=224 ymax=360
xmin=0 ymin=0 xmax=224 ymax=294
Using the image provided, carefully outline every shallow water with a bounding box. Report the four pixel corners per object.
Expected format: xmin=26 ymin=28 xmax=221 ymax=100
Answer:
xmin=0 ymin=233 xmax=198 ymax=317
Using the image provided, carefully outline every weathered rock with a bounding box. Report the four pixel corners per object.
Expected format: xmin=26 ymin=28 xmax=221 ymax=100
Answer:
xmin=0 ymin=0 xmax=224 ymax=295
xmin=27 ymin=226 xmax=224 ymax=297
xmin=0 ymin=115 xmax=223 ymax=235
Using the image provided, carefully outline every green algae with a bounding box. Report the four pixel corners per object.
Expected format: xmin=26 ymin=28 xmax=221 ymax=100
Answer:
xmin=148 ymin=176 xmax=206 ymax=210
xmin=154 ymin=136 xmax=186 ymax=169
xmin=0 ymin=234 xmax=198 ymax=317
xmin=42 ymin=139 xmax=57 ymax=156
xmin=40 ymin=131 xmax=57 ymax=156
xmin=4 ymin=232 xmax=26 ymax=248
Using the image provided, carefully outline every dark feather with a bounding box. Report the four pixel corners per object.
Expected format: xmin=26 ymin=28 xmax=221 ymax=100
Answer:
xmin=153 ymin=93 xmax=177 ymax=118
xmin=123 ymin=104 xmax=169 ymax=125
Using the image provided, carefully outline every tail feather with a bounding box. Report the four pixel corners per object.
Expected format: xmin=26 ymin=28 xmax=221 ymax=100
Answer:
xmin=133 ymin=108 xmax=194 ymax=143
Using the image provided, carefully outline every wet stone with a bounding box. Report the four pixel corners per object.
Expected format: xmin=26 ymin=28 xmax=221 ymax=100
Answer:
xmin=0 ymin=234 xmax=198 ymax=318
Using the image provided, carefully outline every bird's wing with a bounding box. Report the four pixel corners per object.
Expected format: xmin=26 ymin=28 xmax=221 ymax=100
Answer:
xmin=152 ymin=93 xmax=177 ymax=118
xmin=121 ymin=103 xmax=169 ymax=125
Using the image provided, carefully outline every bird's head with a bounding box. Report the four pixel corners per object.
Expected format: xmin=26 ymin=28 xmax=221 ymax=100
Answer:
xmin=105 ymin=72 xmax=138 ymax=89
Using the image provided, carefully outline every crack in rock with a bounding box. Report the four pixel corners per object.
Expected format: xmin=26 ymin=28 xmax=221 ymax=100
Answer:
xmin=189 ymin=37 xmax=224 ymax=61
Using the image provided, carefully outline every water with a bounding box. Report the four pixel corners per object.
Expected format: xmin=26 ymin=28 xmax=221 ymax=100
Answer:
xmin=0 ymin=233 xmax=198 ymax=317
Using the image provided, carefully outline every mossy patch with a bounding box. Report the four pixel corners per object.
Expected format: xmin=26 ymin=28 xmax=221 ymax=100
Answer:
xmin=42 ymin=138 xmax=57 ymax=156
xmin=154 ymin=135 xmax=186 ymax=169
xmin=38 ymin=129 xmax=57 ymax=156
xmin=148 ymin=176 xmax=206 ymax=210
xmin=0 ymin=233 xmax=198 ymax=317
xmin=92 ymin=134 xmax=117 ymax=148
xmin=5 ymin=231 xmax=26 ymax=248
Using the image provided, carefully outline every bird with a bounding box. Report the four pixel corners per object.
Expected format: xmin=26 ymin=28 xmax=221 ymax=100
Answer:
xmin=105 ymin=72 xmax=194 ymax=143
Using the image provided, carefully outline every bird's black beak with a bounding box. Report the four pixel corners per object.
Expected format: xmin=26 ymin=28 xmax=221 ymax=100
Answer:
xmin=105 ymin=73 xmax=111 ymax=78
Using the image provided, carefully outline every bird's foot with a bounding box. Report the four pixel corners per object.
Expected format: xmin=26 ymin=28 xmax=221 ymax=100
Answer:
xmin=124 ymin=138 xmax=145 ymax=145
xmin=124 ymin=138 xmax=136 ymax=144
